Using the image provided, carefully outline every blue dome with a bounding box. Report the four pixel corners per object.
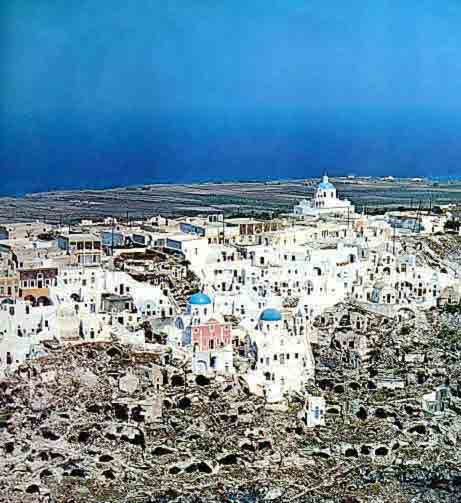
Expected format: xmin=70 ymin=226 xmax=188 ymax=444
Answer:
xmin=189 ymin=292 xmax=212 ymax=305
xmin=32 ymin=350 xmax=48 ymax=359
xmin=317 ymin=174 xmax=335 ymax=191
xmin=260 ymin=308 xmax=282 ymax=321
xmin=318 ymin=181 xmax=335 ymax=190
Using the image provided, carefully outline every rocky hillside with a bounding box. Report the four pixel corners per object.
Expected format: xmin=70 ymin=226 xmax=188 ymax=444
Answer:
xmin=1 ymin=306 xmax=461 ymax=502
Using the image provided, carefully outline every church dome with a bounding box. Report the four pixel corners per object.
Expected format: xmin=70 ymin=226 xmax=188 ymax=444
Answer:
xmin=260 ymin=308 xmax=282 ymax=321
xmin=373 ymin=280 xmax=386 ymax=289
xmin=31 ymin=349 xmax=48 ymax=359
xmin=189 ymin=292 xmax=212 ymax=305
xmin=317 ymin=174 xmax=335 ymax=190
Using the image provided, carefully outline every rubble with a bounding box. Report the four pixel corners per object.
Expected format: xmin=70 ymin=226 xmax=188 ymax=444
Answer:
xmin=114 ymin=248 xmax=201 ymax=309
xmin=1 ymin=298 xmax=461 ymax=503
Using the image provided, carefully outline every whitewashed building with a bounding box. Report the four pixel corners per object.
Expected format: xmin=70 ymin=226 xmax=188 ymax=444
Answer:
xmin=294 ymin=174 xmax=354 ymax=217
xmin=246 ymin=308 xmax=314 ymax=402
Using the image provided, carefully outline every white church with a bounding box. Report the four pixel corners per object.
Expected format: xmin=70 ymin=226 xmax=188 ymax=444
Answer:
xmin=246 ymin=308 xmax=315 ymax=402
xmin=294 ymin=174 xmax=354 ymax=217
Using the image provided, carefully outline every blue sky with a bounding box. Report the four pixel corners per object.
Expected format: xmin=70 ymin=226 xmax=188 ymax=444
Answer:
xmin=1 ymin=1 xmax=461 ymax=193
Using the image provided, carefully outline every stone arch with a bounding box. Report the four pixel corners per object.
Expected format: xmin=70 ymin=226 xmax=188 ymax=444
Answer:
xmin=106 ymin=346 xmax=122 ymax=358
xmin=374 ymin=446 xmax=388 ymax=457
xmin=396 ymin=306 xmax=416 ymax=322
xmin=348 ymin=381 xmax=360 ymax=391
xmin=333 ymin=384 xmax=345 ymax=394
xmin=374 ymin=407 xmax=388 ymax=419
xmin=361 ymin=445 xmax=371 ymax=455
xmin=171 ymin=374 xmax=185 ymax=387
xmin=37 ymin=296 xmax=52 ymax=306
xmin=409 ymin=424 xmax=426 ymax=435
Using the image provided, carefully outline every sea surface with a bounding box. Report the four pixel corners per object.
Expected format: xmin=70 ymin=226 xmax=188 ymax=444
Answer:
xmin=1 ymin=110 xmax=461 ymax=196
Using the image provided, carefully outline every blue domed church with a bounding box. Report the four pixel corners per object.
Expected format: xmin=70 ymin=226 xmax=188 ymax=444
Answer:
xmin=245 ymin=307 xmax=315 ymax=402
xmin=169 ymin=291 xmax=234 ymax=375
xmin=294 ymin=174 xmax=354 ymax=217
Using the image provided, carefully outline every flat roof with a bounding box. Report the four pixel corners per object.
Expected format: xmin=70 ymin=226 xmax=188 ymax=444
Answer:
xmin=225 ymin=218 xmax=264 ymax=224
xmin=167 ymin=233 xmax=204 ymax=242
xmin=179 ymin=217 xmax=207 ymax=225
xmin=60 ymin=233 xmax=100 ymax=241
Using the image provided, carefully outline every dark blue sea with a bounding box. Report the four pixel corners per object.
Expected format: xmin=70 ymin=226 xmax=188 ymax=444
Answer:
xmin=1 ymin=110 xmax=461 ymax=196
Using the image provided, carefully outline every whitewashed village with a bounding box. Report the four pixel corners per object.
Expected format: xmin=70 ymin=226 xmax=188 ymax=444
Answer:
xmin=1 ymin=176 xmax=461 ymax=502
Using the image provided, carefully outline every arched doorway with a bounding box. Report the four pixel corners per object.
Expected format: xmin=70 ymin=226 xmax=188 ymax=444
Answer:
xmin=210 ymin=356 xmax=218 ymax=370
xmin=37 ymin=296 xmax=51 ymax=307
xmin=70 ymin=293 xmax=81 ymax=302
xmin=24 ymin=295 xmax=36 ymax=307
